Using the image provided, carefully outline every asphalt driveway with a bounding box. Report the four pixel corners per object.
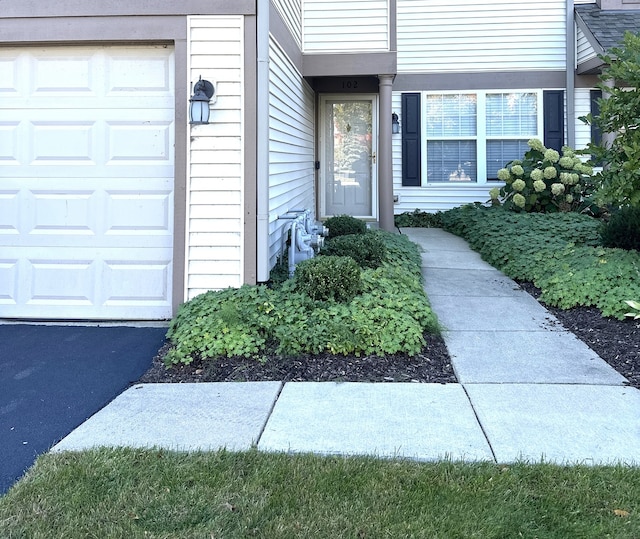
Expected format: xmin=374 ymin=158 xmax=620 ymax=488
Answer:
xmin=0 ymin=324 xmax=166 ymax=495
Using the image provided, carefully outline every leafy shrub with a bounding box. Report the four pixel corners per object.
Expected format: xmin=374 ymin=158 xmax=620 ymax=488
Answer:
xmin=600 ymin=206 xmax=640 ymax=251
xmin=494 ymin=139 xmax=597 ymax=214
xmin=293 ymin=255 xmax=361 ymax=302
xmin=440 ymin=204 xmax=640 ymax=319
xmin=323 ymin=215 xmax=367 ymax=237
xmin=164 ymin=228 xmax=440 ymax=364
xmin=321 ymin=233 xmax=387 ymax=269
xmin=580 ymin=31 xmax=640 ymax=208
xmin=370 ymin=229 xmax=423 ymax=274
xmin=164 ymin=285 xmax=279 ymax=365
xmin=394 ymin=209 xmax=444 ymax=228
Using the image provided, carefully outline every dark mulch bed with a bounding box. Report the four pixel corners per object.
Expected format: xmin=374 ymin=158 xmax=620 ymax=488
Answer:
xmin=139 ymin=283 xmax=639 ymax=388
xmin=139 ymin=336 xmax=456 ymax=384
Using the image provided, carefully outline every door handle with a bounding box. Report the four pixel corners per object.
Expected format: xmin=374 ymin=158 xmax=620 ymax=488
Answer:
xmin=371 ymin=152 xmax=376 ymax=164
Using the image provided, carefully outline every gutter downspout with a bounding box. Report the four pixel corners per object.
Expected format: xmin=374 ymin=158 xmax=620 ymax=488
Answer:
xmin=257 ymin=0 xmax=270 ymax=282
xmin=566 ymin=0 xmax=576 ymax=148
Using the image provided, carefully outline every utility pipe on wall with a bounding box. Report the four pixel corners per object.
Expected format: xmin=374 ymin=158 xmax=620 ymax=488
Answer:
xmin=566 ymin=0 xmax=576 ymax=149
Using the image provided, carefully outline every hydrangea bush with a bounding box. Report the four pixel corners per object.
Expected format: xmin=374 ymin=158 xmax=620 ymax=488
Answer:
xmin=490 ymin=139 xmax=596 ymax=213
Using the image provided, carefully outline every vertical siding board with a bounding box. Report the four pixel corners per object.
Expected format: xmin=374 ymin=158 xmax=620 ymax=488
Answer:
xmin=186 ymin=15 xmax=244 ymax=298
xmin=268 ymin=36 xmax=316 ymax=270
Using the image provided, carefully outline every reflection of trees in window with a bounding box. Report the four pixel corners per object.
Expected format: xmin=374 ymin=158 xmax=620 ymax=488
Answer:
xmin=332 ymin=101 xmax=372 ymax=171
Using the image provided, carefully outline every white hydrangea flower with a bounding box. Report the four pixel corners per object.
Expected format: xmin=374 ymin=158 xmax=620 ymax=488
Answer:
xmin=551 ymin=183 xmax=565 ymax=196
xmin=559 ymin=156 xmax=574 ymax=169
xmin=513 ymin=193 xmax=526 ymax=208
xmin=489 ymin=187 xmax=500 ymax=200
xmin=530 ymin=168 xmax=544 ymax=182
xmin=497 ymin=168 xmax=511 ymax=181
xmin=512 ymin=179 xmax=526 ymax=192
xmin=528 ymin=139 xmax=546 ymax=152
xmin=533 ymin=180 xmax=546 ymax=192
xmin=544 ymin=149 xmax=560 ymax=163
xmin=544 ymin=166 xmax=558 ymax=179
xmin=511 ymin=164 xmax=525 ymax=176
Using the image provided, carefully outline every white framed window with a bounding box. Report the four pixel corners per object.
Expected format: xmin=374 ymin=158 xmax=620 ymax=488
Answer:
xmin=422 ymin=90 xmax=543 ymax=185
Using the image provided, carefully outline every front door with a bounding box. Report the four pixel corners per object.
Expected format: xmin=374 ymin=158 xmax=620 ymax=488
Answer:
xmin=320 ymin=95 xmax=378 ymax=219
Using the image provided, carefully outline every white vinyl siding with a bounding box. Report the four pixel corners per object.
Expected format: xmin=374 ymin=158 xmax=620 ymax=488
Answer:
xmin=303 ymin=0 xmax=389 ymax=53
xmin=576 ymin=25 xmax=599 ymax=65
xmin=397 ymin=0 xmax=566 ymax=73
xmin=273 ymin=0 xmax=302 ymax=48
xmin=268 ymin=37 xmax=315 ymax=270
xmin=187 ymin=16 xmax=245 ymax=298
xmin=575 ymin=88 xmax=595 ymax=152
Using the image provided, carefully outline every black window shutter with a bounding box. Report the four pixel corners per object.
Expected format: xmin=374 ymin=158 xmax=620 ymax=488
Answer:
xmin=401 ymin=93 xmax=421 ymax=186
xmin=543 ymin=90 xmax=564 ymax=152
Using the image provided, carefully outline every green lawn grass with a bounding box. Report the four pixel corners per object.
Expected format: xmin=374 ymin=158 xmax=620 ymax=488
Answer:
xmin=1 ymin=448 xmax=638 ymax=538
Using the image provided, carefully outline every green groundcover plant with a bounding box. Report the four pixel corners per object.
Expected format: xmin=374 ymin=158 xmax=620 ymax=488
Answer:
xmin=440 ymin=204 xmax=640 ymax=319
xmin=165 ymin=229 xmax=439 ymax=365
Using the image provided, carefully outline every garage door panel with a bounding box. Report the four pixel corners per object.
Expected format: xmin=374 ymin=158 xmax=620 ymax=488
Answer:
xmin=104 ymin=258 xmax=170 ymax=303
xmin=33 ymin=56 xmax=94 ymax=95
xmin=27 ymin=259 xmax=95 ymax=304
xmin=32 ymin=121 xmax=96 ymax=163
xmin=106 ymin=191 xmax=172 ymax=234
xmin=108 ymin=53 xmax=173 ymax=95
xmin=0 ymin=45 xmax=175 ymax=320
xmin=107 ymin=121 xmax=173 ymax=163
xmin=0 ymin=259 xmax=19 ymax=304
xmin=0 ymin=122 xmax=20 ymax=163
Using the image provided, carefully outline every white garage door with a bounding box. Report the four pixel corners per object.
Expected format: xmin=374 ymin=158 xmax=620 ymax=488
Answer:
xmin=0 ymin=45 xmax=175 ymax=320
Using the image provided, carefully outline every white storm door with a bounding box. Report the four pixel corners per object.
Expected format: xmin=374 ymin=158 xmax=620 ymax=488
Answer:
xmin=0 ymin=45 xmax=175 ymax=320
xmin=320 ymin=95 xmax=378 ymax=219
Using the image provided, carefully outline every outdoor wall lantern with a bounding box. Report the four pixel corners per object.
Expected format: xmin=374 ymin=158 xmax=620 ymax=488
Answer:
xmin=392 ymin=112 xmax=400 ymax=134
xmin=189 ymin=76 xmax=215 ymax=125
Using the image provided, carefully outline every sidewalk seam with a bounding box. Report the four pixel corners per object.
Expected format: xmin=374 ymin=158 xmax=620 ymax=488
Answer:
xmin=461 ymin=383 xmax=498 ymax=464
xmin=254 ymin=381 xmax=285 ymax=448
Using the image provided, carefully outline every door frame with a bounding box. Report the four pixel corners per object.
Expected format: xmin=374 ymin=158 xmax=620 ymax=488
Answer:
xmin=318 ymin=93 xmax=379 ymax=220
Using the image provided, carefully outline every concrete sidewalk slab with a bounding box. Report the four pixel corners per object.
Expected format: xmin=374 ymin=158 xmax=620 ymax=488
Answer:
xmin=429 ymin=295 xmax=563 ymax=332
xmin=400 ymin=228 xmax=472 ymax=251
xmin=53 ymin=382 xmax=282 ymax=452
xmin=446 ymin=330 xmax=628 ymax=385
xmin=420 ymin=249 xmax=493 ymax=270
xmin=258 ymin=382 xmax=494 ymax=462
xmin=465 ymin=384 xmax=640 ymax=465
xmin=423 ymin=268 xmax=525 ymax=298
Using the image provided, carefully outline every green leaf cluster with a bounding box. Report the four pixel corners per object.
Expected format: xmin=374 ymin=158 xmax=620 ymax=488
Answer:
xmin=165 ymin=230 xmax=439 ymax=365
xmin=323 ymin=214 xmax=367 ymax=237
xmin=600 ymin=205 xmax=640 ymax=250
xmin=394 ymin=209 xmax=444 ymax=228
xmin=320 ymin=233 xmax=387 ymax=269
xmin=293 ymin=255 xmax=362 ymax=302
xmin=580 ymin=31 xmax=640 ymax=207
xmin=441 ymin=205 xmax=640 ymax=318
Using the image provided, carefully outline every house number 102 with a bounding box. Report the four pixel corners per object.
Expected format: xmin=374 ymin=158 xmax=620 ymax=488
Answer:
xmin=341 ymin=80 xmax=359 ymax=89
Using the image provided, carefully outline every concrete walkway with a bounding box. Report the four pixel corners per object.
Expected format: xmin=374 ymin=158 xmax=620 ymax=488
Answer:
xmin=53 ymin=229 xmax=640 ymax=466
